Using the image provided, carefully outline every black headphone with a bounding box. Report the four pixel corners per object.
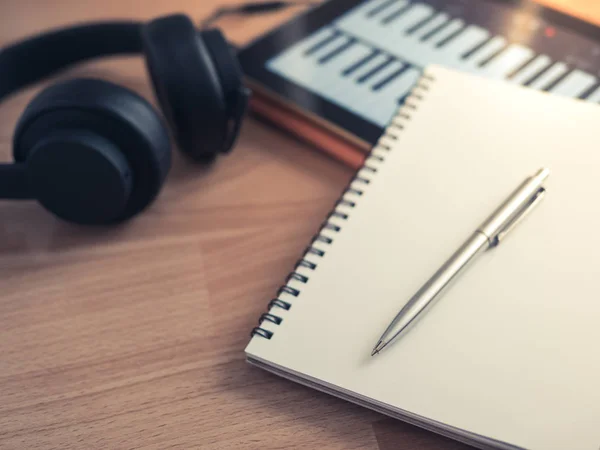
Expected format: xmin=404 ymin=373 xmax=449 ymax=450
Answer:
xmin=0 ymin=14 xmax=249 ymax=225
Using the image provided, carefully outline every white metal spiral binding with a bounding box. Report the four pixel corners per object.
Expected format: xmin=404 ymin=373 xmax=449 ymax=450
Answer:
xmin=251 ymin=72 xmax=436 ymax=340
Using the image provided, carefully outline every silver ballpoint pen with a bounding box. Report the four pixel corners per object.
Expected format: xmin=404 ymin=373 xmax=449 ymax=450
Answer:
xmin=371 ymin=168 xmax=550 ymax=356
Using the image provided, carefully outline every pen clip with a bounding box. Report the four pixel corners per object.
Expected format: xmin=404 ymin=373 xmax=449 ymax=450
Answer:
xmin=492 ymin=187 xmax=546 ymax=247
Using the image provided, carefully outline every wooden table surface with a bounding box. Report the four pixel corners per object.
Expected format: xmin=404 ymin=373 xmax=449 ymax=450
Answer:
xmin=0 ymin=1 xmax=597 ymax=448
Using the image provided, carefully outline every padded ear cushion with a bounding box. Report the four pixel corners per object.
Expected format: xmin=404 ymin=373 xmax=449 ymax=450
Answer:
xmin=142 ymin=14 xmax=228 ymax=161
xmin=200 ymin=29 xmax=246 ymax=153
xmin=14 ymin=78 xmax=171 ymax=222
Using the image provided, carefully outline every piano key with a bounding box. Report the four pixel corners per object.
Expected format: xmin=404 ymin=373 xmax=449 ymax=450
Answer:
xmin=542 ymin=68 xmax=571 ymax=91
xmin=405 ymin=8 xmax=438 ymax=35
xmin=419 ymin=15 xmax=452 ymax=42
xmin=367 ymin=0 xmax=400 ymax=18
xmin=413 ymin=13 xmax=450 ymax=39
xmin=368 ymin=60 xmax=406 ymax=87
xmin=464 ymin=35 xmax=507 ymax=67
xmin=477 ymin=43 xmax=508 ymax=67
xmin=527 ymin=62 xmax=568 ymax=89
xmin=548 ymin=69 xmax=597 ymax=97
xmin=430 ymin=19 xmax=465 ymax=45
xmin=336 ymin=0 xmax=395 ymax=33
xmin=352 ymin=53 xmax=390 ymax=80
xmin=269 ymin=39 xmax=371 ymax=100
xmin=509 ymin=54 xmax=552 ymax=84
xmin=578 ymin=81 xmax=600 ymax=100
xmin=381 ymin=2 xmax=413 ymax=25
xmin=430 ymin=25 xmax=489 ymax=69
xmin=505 ymin=53 xmax=537 ymax=79
xmin=317 ymin=37 xmax=356 ymax=64
xmin=303 ymin=29 xmax=341 ymax=56
xmin=584 ymin=86 xmax=600 ymax=102
xmin=435 ymin=24 xmax=467 ymax=48
xmin=478 ymin=44 xmax=534 ymax=79
xmin=372 ymin=64 xmax=409 ymax=90
xmin=357 ymin=57 xmax=395 ymax=83
xmin=366 ymin=67 xmax=422 ymax=124
xmin=342 ymin=50 xmax=380 ymax=76
xmin=388 ymin=3 xmax=435 ymax=31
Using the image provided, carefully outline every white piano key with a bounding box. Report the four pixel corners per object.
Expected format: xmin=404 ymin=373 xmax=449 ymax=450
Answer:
xmin=366 ymin=67 xmax=422 ymax=124
xmin=528 ymin=62 xmax=568 ymax=90
xmin=548 ymin=69 xmax=597 ymax=97
xmin=429 ymin=25 xmax=489 ymax=70
xmin=266 ymin=37 xmax=361 ymax=94
xmin=584 ymin=87 xmax=600 ymax=102
xmin=367 ymin=60 xmax=406 ymax=86
xmin=365 ymin=0 xmax=399 ymax=17
xmin=509 ymin=54 xmax=552 ymax=84
xmin=340 ymin=0 xmax=395 ymax=20
xmin=479 ymin=44 xmax=534 ymax=79
xmin=464 ymin=35 xmax=507 ymax=67
xmin=385 ymin=3 xmax=435 ymax=31
xmin=411 ymin=12 xmax=450 ymax=39
xmin=430 ymin=19 xmax=465 ymax=45
xmin=352 ymin=53 xmax=390 ymax=80
xmin=336 ymin=0 xmax=408 ymax=32
xmin=309 ymin=35 xmax=352 ymax=59
xmin=313 ymin=43 xmax=373 ymax=87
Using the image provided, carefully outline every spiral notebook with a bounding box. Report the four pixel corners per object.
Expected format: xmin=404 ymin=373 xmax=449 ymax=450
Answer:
xmin=244 ymin=65 xmax=600 ymax=450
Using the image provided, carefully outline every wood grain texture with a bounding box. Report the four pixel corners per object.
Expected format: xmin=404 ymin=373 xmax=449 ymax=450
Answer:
xmin=0 ymin=1 xmax=597 ymax=448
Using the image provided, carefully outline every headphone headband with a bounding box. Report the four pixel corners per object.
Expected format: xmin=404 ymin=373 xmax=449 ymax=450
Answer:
xmin=0 ymin=22 xmax=142 ymax=102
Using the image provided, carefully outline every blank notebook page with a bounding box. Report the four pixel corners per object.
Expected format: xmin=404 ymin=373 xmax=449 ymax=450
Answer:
xmin=245 ymin=65 xmax=600 ymax=450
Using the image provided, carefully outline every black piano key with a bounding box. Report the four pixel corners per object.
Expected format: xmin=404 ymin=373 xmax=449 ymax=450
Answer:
xmin=420 ymin=17 xmax=451 ymax=42
xmin=435 ymin=24 xmax=466 ymax=48
xmin=372 ymin=64 xmax=409 ymax=91
xmin=523 ymin=62 xmax=553 ymax=86
xmin=460 ymin=35 xmax=494 ymax=60
xmin=505 ymin=53 xmax=538 ymax=79
xmin=317 ymin=38 xmax=356 ymax=64
xmin=579 ymin=80 xmax=600 ymax=99
xmin=357 ymin=57 xmax=394 ymax=84
xmin=478 ymin=42 xmax=508 ymax=67
xmin=342 ymin=50 xmax=380 ymax=77
xmin=381 ymin=3 xmax=412 ymax=25
xmin=543 ymin=67 xmax=572 ymax=91
xmin=406 ymin=10 xmax=438 ymax=35
xmin=304 ymin=30 xmax=341 ymax=56
xmin=367 ymin=0 xmax=398 ymax=18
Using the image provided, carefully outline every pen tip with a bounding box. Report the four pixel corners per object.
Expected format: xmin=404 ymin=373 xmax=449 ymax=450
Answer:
xmin=371 ymin=340 xmax=386 ymax=357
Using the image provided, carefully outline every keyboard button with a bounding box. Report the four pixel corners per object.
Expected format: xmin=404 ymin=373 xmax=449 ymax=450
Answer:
xmin=381 ymin=3 xmax=413 ymax=25
xmin=431 ymin=25 xmax=489 ymax=69
xmin=584 ymin=86 xmax=600 ymax=102
xmin=431 ymin=19 xmax=465 ymax=45
xmin=548 ymin=69 xmax=597 ymax=97
xmin=366 ymin=67 xmax=422 ymax=124
xmin=509 ymin=55 xmax=552 ymax=84
xmin=370 ymin=61 xmax=407 ymax=89
xmin=479 ymin=44 xmax=534 ymax=79
xmin=527 ymin=62 xmax=568 ymax=89
xmin=352 ymin=53 xmax=390 ymax=80
xmin=464 ymin=35 xmax=507 ymax=68
xmin=367 ymin=0 xmax=400 ymax=18
xmin=318 ymin=38 xmax=356 ymax=64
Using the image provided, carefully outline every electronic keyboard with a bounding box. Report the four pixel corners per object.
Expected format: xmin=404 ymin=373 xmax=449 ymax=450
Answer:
xmin=239 ymin=0 xmax=600 ymax=166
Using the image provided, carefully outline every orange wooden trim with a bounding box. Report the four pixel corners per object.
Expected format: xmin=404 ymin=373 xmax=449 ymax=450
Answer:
xmin=249 ymin=95 xmax=366 ymax=170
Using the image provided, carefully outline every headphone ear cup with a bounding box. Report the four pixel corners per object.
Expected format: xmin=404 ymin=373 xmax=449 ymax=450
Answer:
xmin=14 ymin=78 xmax=171 ymax=224
xmin=141 ymin=14 xmax=231 ymax=161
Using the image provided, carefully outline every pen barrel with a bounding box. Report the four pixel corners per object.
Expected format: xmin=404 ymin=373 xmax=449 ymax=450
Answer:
xmin=477 ymin=168 xmax=549 ymax=245
xmin=384 ymin=232 xmax=489 ymax=341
